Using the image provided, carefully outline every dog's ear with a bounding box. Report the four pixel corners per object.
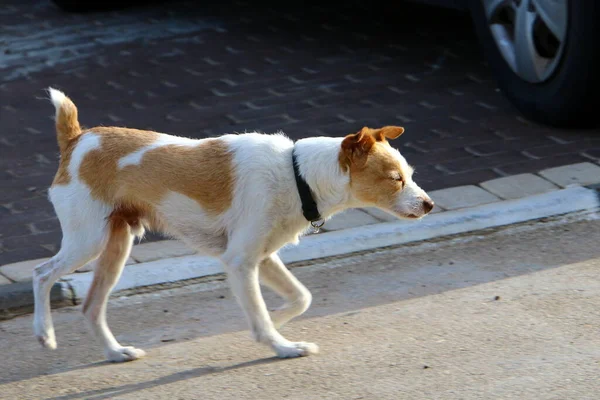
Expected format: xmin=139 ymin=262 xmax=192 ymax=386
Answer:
xmin=341 ymin=127 xmax=376 ymax=167
xmin=372 ymin=126 xmax=405 ymax=142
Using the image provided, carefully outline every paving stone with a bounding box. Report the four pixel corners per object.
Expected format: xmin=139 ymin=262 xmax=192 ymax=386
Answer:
xmin=524 ymin=142 xmax=600 ymax=159
xmin=324 ymin=209 xmax=381 ymax=231
xmin=437 ymin=152 xmax=531 ymax=174
xmin=496 ymin=154 xmax=592 ymax=177
xmin=0 ymin=274 xmax=11 ymax=285
xmin=130 ymin=240 xmax=196 ymax=263
xmin=480 ymin=173 xmax=559 ymax=200
xmin=75 ymin=256 xmax=137 ymax=273
xmin=582 ymin=148 xmax=600 ymax=161
xmin=429 ymin=185 xmax=501 ymax=210
xmin=539 ymin=162 xmax=600 ymax=188
xmin=0 ymin=257 xmax=49 ymax=282
xmin=0 ymin=254 xmax=137 ymax=278
xmin=417 ymin=167 xmax=503 ymax=192
xmin=0 ymin=246 xmax=55 ymax=266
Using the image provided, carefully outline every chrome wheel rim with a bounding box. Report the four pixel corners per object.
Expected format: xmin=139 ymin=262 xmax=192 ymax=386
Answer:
xmin=482 ymin=0 xmax=568 ymax=83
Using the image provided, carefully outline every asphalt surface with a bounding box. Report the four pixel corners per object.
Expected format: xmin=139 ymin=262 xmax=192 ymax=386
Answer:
xmin=1 ymin=210 xmax=599 ymax=399
xmin=1 ymin=0 xmax=599 ymax=265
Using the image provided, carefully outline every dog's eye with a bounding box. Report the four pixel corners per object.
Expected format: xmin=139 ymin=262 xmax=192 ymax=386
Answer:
xmin=391 ymin=174 xmax=403 ymax=186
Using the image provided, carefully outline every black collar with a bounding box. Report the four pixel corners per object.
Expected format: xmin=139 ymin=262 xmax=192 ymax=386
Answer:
xmin=292 ymin=147 xmax=322 ymax=223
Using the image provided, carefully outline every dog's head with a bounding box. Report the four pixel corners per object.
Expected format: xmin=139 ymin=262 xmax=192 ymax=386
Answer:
xmin=340 ymin=126 xmax=433 ymax=219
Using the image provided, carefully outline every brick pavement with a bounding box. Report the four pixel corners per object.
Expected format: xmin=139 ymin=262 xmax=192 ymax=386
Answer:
xmin=0 ymin=0 xmax=599 ymax=265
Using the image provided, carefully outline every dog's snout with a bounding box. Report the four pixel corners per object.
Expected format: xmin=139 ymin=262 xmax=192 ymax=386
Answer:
xmin=422 ymin=198 xmax=434 ymax=213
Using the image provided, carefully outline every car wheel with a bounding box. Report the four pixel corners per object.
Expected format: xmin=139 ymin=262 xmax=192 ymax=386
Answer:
xmin=470 ymin=0 xmax=600 ymax=128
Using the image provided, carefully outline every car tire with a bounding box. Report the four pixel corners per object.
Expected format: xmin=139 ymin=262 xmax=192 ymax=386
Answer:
xmin=470 ymin=0 xmax=600 ymax=128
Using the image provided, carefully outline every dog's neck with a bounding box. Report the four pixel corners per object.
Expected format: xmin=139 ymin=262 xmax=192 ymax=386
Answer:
xmin=292 ymin=137 xmax=356 ymax=220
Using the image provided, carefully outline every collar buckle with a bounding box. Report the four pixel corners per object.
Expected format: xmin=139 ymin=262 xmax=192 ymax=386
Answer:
xmin=310 ymin=219 xmax=325 ymax=234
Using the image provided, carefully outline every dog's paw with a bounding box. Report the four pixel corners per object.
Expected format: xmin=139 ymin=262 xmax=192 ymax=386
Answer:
xmin=105 ymin=346 xmax=146 ymax=363
xmin=34 ymin=320 xmax=57 ymax=350
xmin=36 ymin=334 xmax=57 ymax=350
xmin=274 ymin=341 xmax=319 ymax=358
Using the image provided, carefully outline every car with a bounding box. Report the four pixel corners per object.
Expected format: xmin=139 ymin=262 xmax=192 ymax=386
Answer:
xmin=468 ymin=0 xmax=599 ymax=128
xmin=52 ymin=0 xmax=599 ymax=128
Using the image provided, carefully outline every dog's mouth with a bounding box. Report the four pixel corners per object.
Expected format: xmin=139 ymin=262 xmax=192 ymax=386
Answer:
xmin=394 ymin=211 xmax=422 ymax=220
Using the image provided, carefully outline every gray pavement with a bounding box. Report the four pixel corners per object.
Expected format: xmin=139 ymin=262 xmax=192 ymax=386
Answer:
xmin=1 ymin=210 xmax=599 ymax=399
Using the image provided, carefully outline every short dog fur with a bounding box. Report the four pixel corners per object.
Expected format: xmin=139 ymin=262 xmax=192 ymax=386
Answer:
xmin=33 ymin=88 xmax=434 ymax=362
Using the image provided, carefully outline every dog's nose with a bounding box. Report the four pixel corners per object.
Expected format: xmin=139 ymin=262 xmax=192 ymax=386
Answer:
xmin=422 ymin=198 xmax=434 ymax=213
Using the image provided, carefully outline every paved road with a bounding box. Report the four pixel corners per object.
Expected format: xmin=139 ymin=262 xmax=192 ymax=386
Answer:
xmin=1 ymin=211 xmax=599 ymax=399
xmin=1 ymin=0 xmax=599 ymax=265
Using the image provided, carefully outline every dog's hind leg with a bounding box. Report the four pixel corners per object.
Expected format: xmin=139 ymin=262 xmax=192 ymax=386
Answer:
xmin=33 ymin=182 xmax=112 ymax=350
xmin=260 ymin=253 xmax=312 ymax=329
xmin=33 ymin=221 xmax=108 ymax=350
xmin=82 ymin=216 xmax=144 ymax=362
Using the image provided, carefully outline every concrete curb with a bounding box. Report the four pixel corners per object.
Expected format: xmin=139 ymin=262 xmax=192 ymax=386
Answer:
xmin=1 ymin=182 xmax=599 ymax=319
xmin=62 ymin=185 xmax=599 ymax=301
xmin=0 ymin=281 xmax=73 ymax=320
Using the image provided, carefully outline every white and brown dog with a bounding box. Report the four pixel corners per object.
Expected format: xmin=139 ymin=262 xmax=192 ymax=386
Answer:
xmin=33 ymin=88 xmax=434 ymax=362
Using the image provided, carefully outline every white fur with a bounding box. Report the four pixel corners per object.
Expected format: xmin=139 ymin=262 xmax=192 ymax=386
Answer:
xmin=157 ymin=191 xmax=228 ymax=256
xmin=118 ymin=134 xmax=197 ymax=168
xmin=48 ymin=87 xmax=66 ymax=119
xmin=68 ymin=133 xmax=101 ymax=178
xmin=33 ymin=91 xmax=432 ymax=361
xmin=293 ymin=137 xmax=352 ymax=215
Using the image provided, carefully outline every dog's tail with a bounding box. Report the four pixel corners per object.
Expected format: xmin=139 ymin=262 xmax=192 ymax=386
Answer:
xmin=48 ymin=88 xmax=81 ymax=154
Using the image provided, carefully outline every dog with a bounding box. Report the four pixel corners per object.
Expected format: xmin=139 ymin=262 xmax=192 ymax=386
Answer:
xmin=32 ymin=88 xmax=434 ymax=362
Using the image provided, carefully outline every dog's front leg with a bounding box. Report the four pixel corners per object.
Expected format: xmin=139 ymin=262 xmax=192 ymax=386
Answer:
xmin=260 ymin=253 xmax=312 ymax=329
xmin=221 ymin=251 xmax=318 ymax=358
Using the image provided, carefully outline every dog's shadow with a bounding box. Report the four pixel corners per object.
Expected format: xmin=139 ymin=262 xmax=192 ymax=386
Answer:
xmin=46 ymin=357 xmax=282 ymax=400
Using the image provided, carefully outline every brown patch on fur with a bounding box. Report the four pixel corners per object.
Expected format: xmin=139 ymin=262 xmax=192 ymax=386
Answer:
xmin=54 ymin=127 xmax=158 ymax=186
xmin=136 ymin=140 xmax=234 ymax=214
xmin=79 ymin=127 xmax=234 ymax=218
xmin=373 ymin=126 xmax=404 ymax=141
xmin=339 ymin=126 xmax=406 ymax=208
xmin=78 ymin=126 xmax=160 ymax=209
xmin=108 ymin=204 xmax=147 ymax=234
xmin=338 ymin=126 xmax=405 ymax=171
xmin=339 ymin=129 xmax=375 ymax=171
